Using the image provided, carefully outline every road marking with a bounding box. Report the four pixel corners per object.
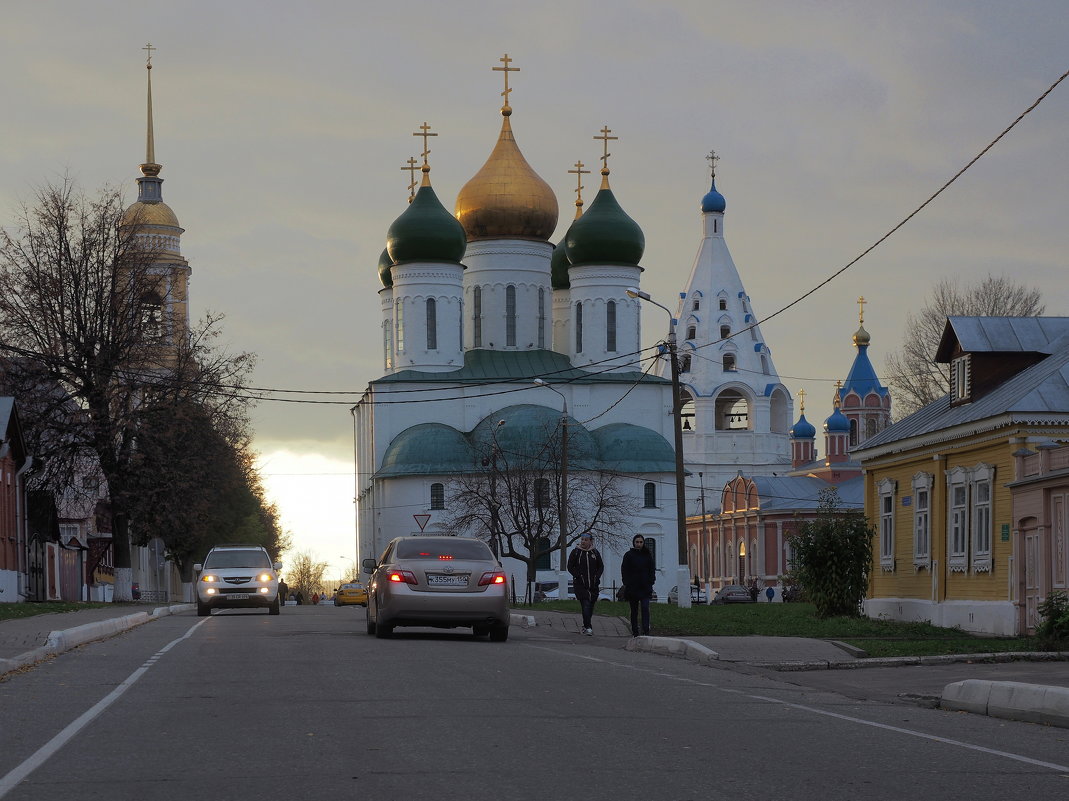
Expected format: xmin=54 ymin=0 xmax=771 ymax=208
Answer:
xmin=0 ymin=619 xmax=209 ymax=798
xmin=524 ymin=644 xmax=1069 ymax=774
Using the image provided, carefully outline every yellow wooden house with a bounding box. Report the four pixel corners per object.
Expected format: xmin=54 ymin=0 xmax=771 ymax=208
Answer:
xmin=854 ymin=317 xmax=1069 ymax=635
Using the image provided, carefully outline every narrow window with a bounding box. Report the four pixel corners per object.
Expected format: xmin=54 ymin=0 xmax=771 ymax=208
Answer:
xmin=723 ymin=354 xmax=736 ymax=372
xmin=948 ymin=472 xmax=969 ymax=572
xmin=534 ymin=478 xmax=550 ymax=509
xmin=687 ymin=325 xmax=696 ymax=340
xmin=535 ymin=537 xmax=551 ymax=570
xmin=643 ymin=482 xmax=656 ymax=508
xmin=537 ymin=288 xmax=545 ymax=348
xmin=644 ymin=538 xmax=657 ymax=569
xmin=692 ymin=299 xmax=700 ymax=311
xmin=430 ymin=483 xmax=445 ymax=510
xmin=395 ymin=300 xmax=405 ymax=352
xmin=473 ymin=287 xmax=482 ymax=347
xmin=575 ymin=302 xmax=583 ymax=353
xmin=606 ymin=300 xmax=617 ymax=352
xmin=506 ymin=285 xmax=517 ymax=346
xmin=878 ymin=478 xmax=896 ymax=570
xmin=383 ymin=320 xmax=392 ymax=369
xmin=912 ymin=472 xmax=932 ymax=567
xmin=971 ymin=465 xmax=994 ymax=572
xmin=720 ymin=325 xmax=730 ymax=340
xmin=680 ymin=354 xmax=692 ymax=373
xmin=426 ymin=298 xmax=437 ymax=350
xmin=719 ymin=298 xmax=727 ymax=311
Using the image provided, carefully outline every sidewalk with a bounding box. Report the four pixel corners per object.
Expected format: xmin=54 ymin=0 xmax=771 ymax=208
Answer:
xmin=517 ymin=609 xmax=1069 ymax=730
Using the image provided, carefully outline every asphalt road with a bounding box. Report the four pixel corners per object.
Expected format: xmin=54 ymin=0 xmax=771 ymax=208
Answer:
xmin=1 ymin=605 xmax=1067 ymax=800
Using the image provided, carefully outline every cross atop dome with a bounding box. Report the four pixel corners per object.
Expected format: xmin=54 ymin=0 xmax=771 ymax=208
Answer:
xmin=412 ymin=122 xmax=438 ymax=185
xmin=594 ymin=125 xmax=618 ymax=188
xmin=402 ymin=156 xmax=419 ymax=202
xmin=568 ymin=160 xmax=589 ymax=217
xmin=492 ymin=53 xmax=520 ymax=115
xmin=706 ymin=149 xmax=719 ymax=181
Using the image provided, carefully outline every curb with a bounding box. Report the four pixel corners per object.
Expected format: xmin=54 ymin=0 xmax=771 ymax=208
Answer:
xmin=942 ymin=679 xmax=1069 ymax=729
xmin=0 ymin=603 xmax=193 ymax=678
xmin=625 ymin=636 xmax=720 ymax=665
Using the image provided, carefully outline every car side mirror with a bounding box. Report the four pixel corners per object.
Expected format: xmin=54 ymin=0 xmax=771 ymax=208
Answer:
xmin=361 ymin=557 xmax=376 ymax=574
xmin=273 ymin=562 xmax=282 ymax=571
xmin=193 ymin=563 xmax=203 ymax=573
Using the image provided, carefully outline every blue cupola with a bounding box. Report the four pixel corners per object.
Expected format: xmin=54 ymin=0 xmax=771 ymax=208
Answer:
xmin=701 ymin=178 xmax=726 ymax=213
xmin=790 ymin=412 xmax=816 ymax=440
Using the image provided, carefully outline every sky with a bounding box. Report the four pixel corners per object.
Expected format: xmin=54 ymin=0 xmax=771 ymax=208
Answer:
xmin=1 ymin=1 xmax=1066 ymax=580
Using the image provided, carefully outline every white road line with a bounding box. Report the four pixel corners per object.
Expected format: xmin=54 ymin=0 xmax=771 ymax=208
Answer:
xmin=523 ymin=644 xmax=1069 ymax=774
xmin=0 ymin=618 xmax=209 ymax=798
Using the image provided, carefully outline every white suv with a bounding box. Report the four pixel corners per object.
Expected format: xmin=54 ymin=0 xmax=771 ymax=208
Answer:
xmin=194 ymin=544 xmax=282 ymax=616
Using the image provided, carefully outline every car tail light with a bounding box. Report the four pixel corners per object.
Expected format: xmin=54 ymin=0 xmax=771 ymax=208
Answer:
xmin=478 ymin=571 xmax=506 ymax=586
xmin=388 ymin=569 xmax=418 ymax=585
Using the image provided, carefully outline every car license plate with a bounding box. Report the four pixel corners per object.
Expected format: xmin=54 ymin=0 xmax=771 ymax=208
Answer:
xmin=427 ymin=574 xmax=467 ymax=586
xmin=226 ymin=593 xmax=250 ymax=600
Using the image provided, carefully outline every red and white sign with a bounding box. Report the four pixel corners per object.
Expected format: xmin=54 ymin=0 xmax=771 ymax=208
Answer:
xmin=413 ymin=514 xmax=431 ymax=532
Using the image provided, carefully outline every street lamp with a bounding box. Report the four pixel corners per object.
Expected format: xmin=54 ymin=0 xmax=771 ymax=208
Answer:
xmin=626 ymin=287 xmax=692 ymax=608
xmin=534 ymin=378 xmax=571 ymax=602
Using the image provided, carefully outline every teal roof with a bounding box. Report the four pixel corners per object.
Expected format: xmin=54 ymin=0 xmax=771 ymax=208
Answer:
xmin=550 ymin=237 xmax=570 ymax=289
xmin=375 ymin=348 xmax=670 ymax=386
xmin=590 ymin=423 xmax=676 ymax=472
xmin=377 ymin=423 xmax=475 ymax=478
xmin=564 ymin=186 xmax=644 ymax=267
xmin=471 ymin=404 xmax=597 ymax=469
xmin=377 ymin=247 xmax=393 ymax=289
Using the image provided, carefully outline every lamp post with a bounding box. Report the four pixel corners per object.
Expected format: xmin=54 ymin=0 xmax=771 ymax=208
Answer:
xmin=626 ymin=288 xmax=692 ymax=608
xmin=534 ymin=378 xmax=571 ymax=602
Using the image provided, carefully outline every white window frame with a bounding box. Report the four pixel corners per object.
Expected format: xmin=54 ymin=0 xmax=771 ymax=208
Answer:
xmin=878 ymin=478 xmax=897 ymax=571
xmin=947 ymin=466 xmax=970 ymax=572
xmin=952 ymin=355 xmax=971 ymax=401
xmin=912 ymin=472 xmax=932 ymax=568
xmin=971 ymin=463 xmax=994 ymax=573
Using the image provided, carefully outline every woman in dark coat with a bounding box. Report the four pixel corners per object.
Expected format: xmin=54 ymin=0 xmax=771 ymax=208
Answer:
xmin=568 ymin=532 xmax=604 ymax=635
xmin=620 ymin=534 xmax=656 ymax=636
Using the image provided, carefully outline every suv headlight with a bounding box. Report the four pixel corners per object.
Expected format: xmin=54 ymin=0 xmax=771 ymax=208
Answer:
xmin=200 ymin=575 xmax=217 ymax=583
xmin=258 ymin=573 xmax=275 ymax=583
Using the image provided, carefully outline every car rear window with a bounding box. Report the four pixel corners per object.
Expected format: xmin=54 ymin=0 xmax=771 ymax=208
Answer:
xmin=394 ymin=539 xmax=494 ymax=561
xmin=203 ymin=549 xmax=273 ymax=569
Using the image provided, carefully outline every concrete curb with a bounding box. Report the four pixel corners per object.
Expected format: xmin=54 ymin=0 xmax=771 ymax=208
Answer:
xmin=942 ymin=679 xmax=1069 ymax=729
xmin=625 ymin=635 xmax=720 ymax=665
xmin=510 ymin=613 xmax=536 ymax=628
xmin=0 ymin=603 xmax=193 ymax=678
xmin=746 ymin=650 xmax=1069 ymax=672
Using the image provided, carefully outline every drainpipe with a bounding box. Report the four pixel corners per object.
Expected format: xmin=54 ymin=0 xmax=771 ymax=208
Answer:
xmin=15 ymin=456 xmax=34 ymax=600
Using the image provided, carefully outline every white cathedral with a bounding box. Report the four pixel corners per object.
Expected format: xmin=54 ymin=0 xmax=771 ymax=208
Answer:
xmin=351 ymin=58 xmax=824 ymax=599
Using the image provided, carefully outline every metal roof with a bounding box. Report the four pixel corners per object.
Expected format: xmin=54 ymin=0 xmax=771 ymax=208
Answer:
xmin=751 ymin=475 xmax=863 ymax=512
xmin=936 ymin=317 xmax=1069 ymax=361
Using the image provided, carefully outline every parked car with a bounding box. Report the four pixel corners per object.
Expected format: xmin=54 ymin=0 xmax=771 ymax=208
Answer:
xmin=363 ymin=536 xmax=510 ymax=641
xmin=335 ymin=581 xmax=368 ymax=607
xmin=194 ymin=544 xmax=282 ymax=616
xmin=667 ymin=585 xmax=709 ymax=605
xmin=533 ymin=580 xmax=574 ymax=602
xmin=711 ymin=584 xmax=756 ymax=604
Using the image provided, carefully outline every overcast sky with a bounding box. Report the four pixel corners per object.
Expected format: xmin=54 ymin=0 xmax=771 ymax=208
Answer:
xmin=2 ymin=1 xmax=1066 ymax=576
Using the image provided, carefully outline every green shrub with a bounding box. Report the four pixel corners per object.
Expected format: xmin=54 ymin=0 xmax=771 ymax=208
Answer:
xmin=1036 ymin=591 xmax=1069 ymax=651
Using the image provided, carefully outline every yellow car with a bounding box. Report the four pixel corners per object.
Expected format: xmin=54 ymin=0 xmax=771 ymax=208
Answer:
xmin=335 ymin=581 xmax=368 ymax=607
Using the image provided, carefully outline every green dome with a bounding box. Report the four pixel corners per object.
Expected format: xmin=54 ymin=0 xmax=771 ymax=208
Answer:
xmin=377 ymin=423 xmax=474 ymax=478
xmin=591 ymin=423 xmax=676 ymax=473
xmin=471 ymin=404 xmax=597 ymax=468
xmin=550 ymin=238 xmax=570 ymax=289
xmin=377 ymin=247 xmax=393 ymax=288
xmin=565 ymin=187 xmax=644 ymax=267
xmin=386 ymin=184 xmax=467 ymax=265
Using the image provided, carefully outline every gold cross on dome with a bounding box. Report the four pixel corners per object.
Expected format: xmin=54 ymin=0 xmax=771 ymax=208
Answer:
xmin=143 ymin=42 xmax=156 ymax=67
xmin=857 ymin=296 xmax=867 ymax=324
xmin=568 ymin=160 xmax=590 ymax=205
xmin=402 ymin=157 xmax=419 ymax=200
xmin=412 ymin=122 xmax=437 ymax=167
xmin=798 ymin=388 xmax=807 ymax=413
xmin=707 ymin=149 xmax=719 ymax=180
xmin=594 ymin=125 xmax=618 ymax=172
xmin=493 ymin=53 xmax=520 ymax=107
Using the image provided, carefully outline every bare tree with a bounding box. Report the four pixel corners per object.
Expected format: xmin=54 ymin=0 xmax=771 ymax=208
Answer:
xmin=884 ymin=275 xmax=1045 ymax=418
xmin=284 ymin=550 xmax=330 ymax=600
xmin=0 ymin=177 xmax=255 ymax=600
xmin=439 ymin=422 xmax=637 ymax=598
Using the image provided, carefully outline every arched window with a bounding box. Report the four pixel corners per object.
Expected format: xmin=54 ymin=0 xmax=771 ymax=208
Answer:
xmin=692 ymin=298 xmax=700 ymax=311
xmin=430 ymin=483 xmax=445 ymax=510
xmin=723 ymin=353 xmax=736 ymax=372
xmin=537 ymin=288 xmax=545 ymax=348
xmin=395 ymin=300 xmax=405 ymax=352
xmin=140 ymin=291 xmax=163 ymax=338
xmin=606 ymin=300 xmax=617 ymax=352
xmin=715 ymin=390 xmax=750 ymax=431
xmin=534 ymin=478 xmax=550 ymax=509
xmin=680 ymin=390 xmax=696 ymax=430
xmin=720 ymin=325 xmax=730 ymax=340
xmin=473 ymin=287 xmax=482 ymax=347
xmin=643 ymin=482 xmax=657 ymax=508
xmin=426 ymin=298 xmax=437 ymax=350
xmin=866 ymin=418 xmax=877 ymax=439
xmin=575 ymin=302 xmax=583 ymax=353
xmin=686 ymin=325 xmax=696 ymax=340
xmin=382 ymin=320 xmax=392 ymax=369
xmin=719 ymin=298 xmax=727 ymax=311
xmin=505 ymin=285 xmax=517 ymax=346
xmin=850 ymin=419 xmax=858 ymax=447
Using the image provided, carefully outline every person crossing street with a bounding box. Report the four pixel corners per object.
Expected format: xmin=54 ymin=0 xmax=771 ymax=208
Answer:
xmin=568 ymin=532 xmax=604 ymax=635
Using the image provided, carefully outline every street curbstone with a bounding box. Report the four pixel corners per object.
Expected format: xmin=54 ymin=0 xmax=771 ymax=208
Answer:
xmin=987 ymin=681 xmax=1069 ymax=728
xmin=941 ymin=679 xmax=993 ymax=715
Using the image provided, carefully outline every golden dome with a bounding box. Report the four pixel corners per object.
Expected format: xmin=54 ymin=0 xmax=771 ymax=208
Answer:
xmin=455 ymin=113 xmax=558 ymax=242
xmin=122 ymin=201 xmax=181 ymax=229
xmin=853 ymin=324 xmax=871 ymax=347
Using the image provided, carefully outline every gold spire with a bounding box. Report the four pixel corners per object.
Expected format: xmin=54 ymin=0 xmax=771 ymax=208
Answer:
xmin=707 ymin=149 xmax=719 ymax=181
xmin=593 ymin=125 xmax=618 ymax=189
xmin=412 ymin=122 xmax=438 ymax=187
xmin=798 ymin=388 xmax=807 ymax=414
xmin=568 ymin=160 xmax=589 ymax=219
xmin=402 ymin=156 xmax=419 ymax=202
xmin=140 ymin=43 xmax=161 ymax=177
xmin=834 ymin=381 xmax=843 ymax=408
xmin=454 ymin=55 xmax=558 ymax=241
xmin=854 ymin=296 xmax=871 ymax=346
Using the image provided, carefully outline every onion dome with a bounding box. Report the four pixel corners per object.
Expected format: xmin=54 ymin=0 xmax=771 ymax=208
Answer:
xmin=122 ymin=54 xmax=181 ymax=230
xmin=550 ymin=239 xmax=570 ymax=289
xmin=790 ymin=413 xmax=816 ymax=440
xmin=565 ymin=180 xmax=644 ymax=267
xmin=853 ymin=324 xmax=870 ymax=347
xmin=700 ymin=177 xmax=726 ymax=213
xmin=386 ymin=172 xmax=467 ymax=265
xmin=454 ymin=110 xmax=559 ymax=241
xmin=122 ymin=198 xmax=180 ymax=228
xmin=824 ymin=406 xmax=850 ymax=433
xmin=377 ymin=248 xmax=394 ymax=288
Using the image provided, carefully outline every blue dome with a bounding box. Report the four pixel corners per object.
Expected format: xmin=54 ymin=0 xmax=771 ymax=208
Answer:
xmin=824 ymin=408 xmax=850 ymax=433
xmin=700 ymin=179 xmax=726 ymax=213
xmin=377 ymin=423 xmax=474 ymax=478
xmin=591 ymin=423 xmax=676 ymax=473
xmin=790 ymin=413 xmax=816 ymax=440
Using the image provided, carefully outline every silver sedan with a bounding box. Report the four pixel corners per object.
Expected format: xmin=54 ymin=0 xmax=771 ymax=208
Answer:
xmin=363 ymin=536 xmax=510 ymax=641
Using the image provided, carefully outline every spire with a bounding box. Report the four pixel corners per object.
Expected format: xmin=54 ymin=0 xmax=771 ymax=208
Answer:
xmin=701 ymin=149 xmax=727 ymax=213
xmin=140 ymin=43 xmax=161 ymax=178
xmin=593 ymin=125 xmax=618 ymax=190
xmin=568 ymin=160 xmax=589 ymax=220
xmin=402 ymin=156 xmax=419 ymax=203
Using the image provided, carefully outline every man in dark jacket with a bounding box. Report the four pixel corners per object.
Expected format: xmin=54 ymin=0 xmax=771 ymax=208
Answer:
xmin=568 ymin=532 xmax=604 ymax=635
xmin=620 ymin=534 xmax=656 ymax=636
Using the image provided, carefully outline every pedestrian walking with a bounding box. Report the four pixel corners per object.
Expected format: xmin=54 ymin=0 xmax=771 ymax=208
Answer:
xmin=568 ymin=532 xmax=604 ymax=636
xmin=277 ymin=578 xmax=288 ymax=607
xmin=620 ymin=534 xmax=656 ymax=637
xmin=312 ymin=592 xmax=320 ymax=605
